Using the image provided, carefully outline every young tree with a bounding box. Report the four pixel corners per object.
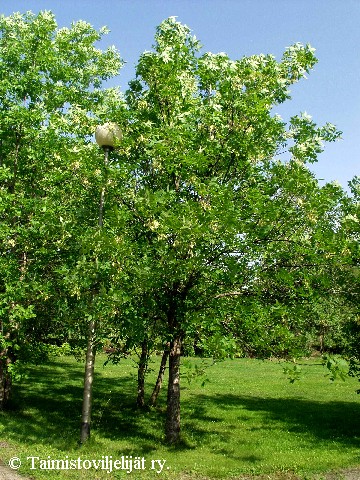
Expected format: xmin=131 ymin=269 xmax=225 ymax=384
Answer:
xmin=0 ymin=11 xmax=122 ymax=411
xmin=115 ymin=18 xmax=342 ymax=443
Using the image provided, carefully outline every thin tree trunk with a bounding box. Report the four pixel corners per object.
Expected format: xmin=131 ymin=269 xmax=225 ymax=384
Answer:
xmin=137 ymin=339 xmax=148 ymax=408
xmin=80 ymin=320 xmax=96 ymax=444
xmin=0 ymin=328 xmax=14 ymax=409
xmin=0 ymin=358 xmax=12 ymax=409
xmin=165 ymin=336 xmax=182 ymax=444
xmin=149 ymin=346 xmax=169 ymax=407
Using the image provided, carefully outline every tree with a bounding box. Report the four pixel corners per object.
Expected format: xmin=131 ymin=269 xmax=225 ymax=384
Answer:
xmin=108 ymin=18 xmax=342 ymax=443
xmin=0 ymin=11 xmax=122 ymax=410
xmin=336 ymin=177 xmax=360 ymax=362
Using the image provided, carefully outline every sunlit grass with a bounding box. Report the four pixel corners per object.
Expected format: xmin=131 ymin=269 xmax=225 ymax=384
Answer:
xmin=0 ymin=355 xmax=359 ymax=479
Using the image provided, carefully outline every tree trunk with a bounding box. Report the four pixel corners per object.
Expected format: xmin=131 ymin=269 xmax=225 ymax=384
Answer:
xmin=149 ymin=346 xmax=169 ymax=407
xmin=80 ymin=320 xmax=96 ymax=444
xmin=137 ymin=339 xmax=148 ymax=408
xmin=0 ymin=357 xmax=12 ymax=409
xmin=165 ymin=336 xmax=182 ymax=444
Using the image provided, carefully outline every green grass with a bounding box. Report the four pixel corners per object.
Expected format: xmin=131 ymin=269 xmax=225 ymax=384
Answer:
xmin=0 ymin=355 xmax=360 ymax=479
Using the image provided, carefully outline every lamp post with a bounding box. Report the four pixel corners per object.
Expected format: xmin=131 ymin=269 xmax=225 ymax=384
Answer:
xmin=80 ymin=122 xmax=122 ymax=444
xmin=95 ymin=123 xmax=122 ymax=227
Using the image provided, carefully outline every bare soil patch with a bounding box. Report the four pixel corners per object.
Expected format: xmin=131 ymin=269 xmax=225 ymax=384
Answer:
xmin=0 ymin=464 xmax=29 ymax=480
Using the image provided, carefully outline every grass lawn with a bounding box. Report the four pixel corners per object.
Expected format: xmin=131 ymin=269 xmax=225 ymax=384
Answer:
xmin=0 ymin=355 xmax=360 ymax=479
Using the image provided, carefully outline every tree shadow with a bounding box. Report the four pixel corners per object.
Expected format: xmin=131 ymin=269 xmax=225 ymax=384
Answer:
xmin=183 ymin=392 xmax=360 ymax=450
xmin=1 ymin=359 xmax=166 ymax=452
xmin=3 ymin=358 xmax=360 ymax=460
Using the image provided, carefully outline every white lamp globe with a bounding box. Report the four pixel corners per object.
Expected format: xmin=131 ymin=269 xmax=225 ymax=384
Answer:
xmin=95 ymin=122 xmax=122 ymax=149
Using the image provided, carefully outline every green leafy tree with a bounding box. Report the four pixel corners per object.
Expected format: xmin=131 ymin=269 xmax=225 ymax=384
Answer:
xmin=0 ymin=11 xmax=122 ymax=411
xmin=336 ymin=177 xmax=360 ymax=384
xmin=110 ymin=18 xmax=343 ymax=443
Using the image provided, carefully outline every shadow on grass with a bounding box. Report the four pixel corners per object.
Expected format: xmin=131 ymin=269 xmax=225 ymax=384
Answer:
xmin=1 ymin=360 xmax=166 ymax=452
xmin=183 ymin=392 xmax=360 ymax=449
xmin=2 ymin=358 xmax=360 ymax=456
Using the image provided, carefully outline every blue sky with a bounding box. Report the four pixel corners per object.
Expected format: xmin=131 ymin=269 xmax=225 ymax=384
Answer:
xmin=1 ymin=0 xmax=359 ymax=190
